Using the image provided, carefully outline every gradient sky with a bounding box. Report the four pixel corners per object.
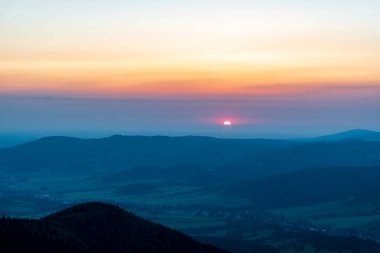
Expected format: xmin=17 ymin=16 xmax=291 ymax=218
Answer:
xmin=0 ymin=0 xmax=379 ymax=136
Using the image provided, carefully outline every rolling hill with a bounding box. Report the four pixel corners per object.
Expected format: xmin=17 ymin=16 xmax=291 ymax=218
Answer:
xmin=0 ymin=135 xmax=295 ymax=174
xmin=1 ymin=135 xmax=380 ymax=182
xmin=240 ymin=140 xmax=380 ymax=177
xmin=224 ymin=166 xmax=380 ymax=208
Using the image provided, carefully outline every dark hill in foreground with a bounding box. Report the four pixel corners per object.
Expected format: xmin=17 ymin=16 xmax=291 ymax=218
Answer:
xmin=0 ymin=202 xmax=228 ymax=253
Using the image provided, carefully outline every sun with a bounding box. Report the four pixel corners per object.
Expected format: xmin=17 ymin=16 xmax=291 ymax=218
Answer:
xmin=223 ymin=120 xmax=232 ymax=126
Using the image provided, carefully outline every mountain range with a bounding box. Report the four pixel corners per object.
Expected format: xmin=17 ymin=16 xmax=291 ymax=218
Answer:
xmin=1 ymin=130 xmax=380 ymax=253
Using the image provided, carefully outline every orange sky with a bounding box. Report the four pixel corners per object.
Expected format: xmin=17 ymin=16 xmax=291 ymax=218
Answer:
xmin=0 ymin=0 xmax=379 ymax=98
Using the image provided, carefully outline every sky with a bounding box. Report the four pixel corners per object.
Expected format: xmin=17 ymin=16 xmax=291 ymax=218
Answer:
xmin=0 ymin=0 xmax=379 ymax=136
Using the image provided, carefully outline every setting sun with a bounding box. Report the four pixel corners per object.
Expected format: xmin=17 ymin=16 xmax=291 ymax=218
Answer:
xmin=223 ymin=120 xmax=232 ymax=126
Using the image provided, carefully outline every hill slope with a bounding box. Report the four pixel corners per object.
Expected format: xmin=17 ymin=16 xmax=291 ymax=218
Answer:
xmin=0 ymin=202 xmax=228 ymax=253
xmin=225 ymin=166 xmax=380 ymax=208
xmin=315 ymin=130 xmax=380 ymax=142
xmin=241 ymin=141 xmax=380 ymax=177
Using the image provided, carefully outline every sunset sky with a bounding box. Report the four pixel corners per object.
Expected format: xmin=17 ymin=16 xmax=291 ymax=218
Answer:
xmin=1 ymin=0 xmax=379 ymax=136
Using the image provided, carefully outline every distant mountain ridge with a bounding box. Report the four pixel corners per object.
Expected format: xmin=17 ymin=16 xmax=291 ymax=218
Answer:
xmin=0 ymin=135 xmax=295 ymax=173
xmin=0 ymin=202 xmax=228 ymax=253
xmin=315 ymin=129 xmax=380 ymax=142
xmin=0 ymin=134 xmax=380 ymax=180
